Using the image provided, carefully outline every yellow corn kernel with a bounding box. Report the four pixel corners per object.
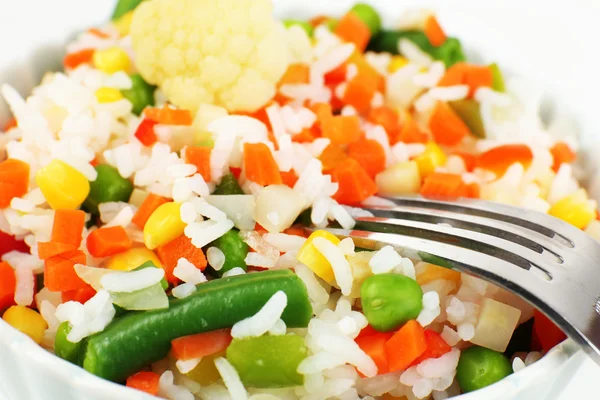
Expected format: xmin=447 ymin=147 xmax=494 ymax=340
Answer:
xmin=415 ymin=261 xmax=461 ymax=286
xmin=415 ymin=142 xmax=447 ymax=178
xmin=388 ymin=56 xmax=409 ymax=73
xmin=105 ymin=246 xmax=163 ymax=271
xmin=549 ymin=189 xmax=596 ymax=229
xmin=2 ymin=306 xmax=47 ymax=344
xmin=296 ymin=230 xmax=340 ymax=284
xmin=93 ymin=47 xmax=131 ymax=74
xmin=113 ymin=10 xmax=134 ymax=37
xmin=35 ymin=160 xmax=90 ymax=210
xmin=144 ymin=202 xmax=186 ymax=250
xmin=185 ymin=351 xmax=224 ymax=385
xmin=95 ymin=87 xmax=123 ymax=103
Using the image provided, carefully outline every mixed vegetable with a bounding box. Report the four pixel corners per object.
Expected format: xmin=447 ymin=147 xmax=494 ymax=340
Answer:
xmin=0 ymin=0 xmax=590 ymax=399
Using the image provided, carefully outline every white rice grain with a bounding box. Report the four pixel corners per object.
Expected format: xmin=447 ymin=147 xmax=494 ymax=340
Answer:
xmin=206 ymin=247 xmax=225 ymax=271
xmin=294 ymin=264 xmax=330 ymax=305
xmin=173 ymin=258 xmax=207 ymax=285
xmin=263 ymin=233 xmax=306 ymax=253
xmin=172 ymin=283 xmax=197 ymax=299
xmin=158 ymin=370 xmax=195 ymax=400
xmin=313 ymin=237 xmax=353 ymax=296
xmin=428 ymin=85 xmax=469 ymax=101
xmin=398 ymin=39 xmax=433 ymax=67
xmin=369 ymin=246 xmax=403 ymax=274
xmin=231 ymin=291 xmax=287 ymax=338
xmin=184 ymin=219 xmax=235 ymax=249
xmin=14 ymin=264 xmax=34 ymax=307
xmin=245 ymin=252 xmax=278 ymax=268
xmin=176 ymin=358 xmax=203 ymax=375
xmin=190 ymin=197 xmax=228 ymax=222
xmin=214 ymin=357 xmax=248 ymax=400
xmin=103 ymin=205 xmax=134 ymax=228
xmin=331 ymin=203 xmax=356 ymax=230
xmin=179 ymin=202 xmax=198 ymax=224
xmin=441 ymin=326 xmax=461 ymax=346
xmin=268 ymin=319 xmax=287 ymax=336
xmin=100 ymin=267 xmax=165 ymax=293
xmin=223 ymin=268 xmax=246 ymax=277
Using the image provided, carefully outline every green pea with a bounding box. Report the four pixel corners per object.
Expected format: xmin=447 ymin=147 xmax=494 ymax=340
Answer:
xmin=449 ymin=99 xmax=486 ymax=138
xmin=351 ymin=3 xmax=382 ymax=36
xmin=226 ymin=334 xmax=307 ymax=388
xmin=283 ymin=20 xmax=314 ymax=37
xmin=456 ymin=346 xmax=512 ymax=393
xmin=209 ymin=229 xmax=249 ymax=277
xmin=490 ymin=63 xmax=505 ymax=92
xmin=213 ymin=172 xmax=244 ymax=195
xmin=360 ymin=273 xmax=423 ymax=332
xmin=54 ymin=322 xmax=83 ymax=364
xmin=82 ymin=164 xmax=133 ymax=215
xmin=121 ymin=74 xmax=156 ymax=116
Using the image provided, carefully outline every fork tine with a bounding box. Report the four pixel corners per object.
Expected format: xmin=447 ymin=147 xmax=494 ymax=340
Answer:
xmin=362 ymin=204 xmax=568 ymax=257
xmin=382 ymin=196 xmax=577 ymax=247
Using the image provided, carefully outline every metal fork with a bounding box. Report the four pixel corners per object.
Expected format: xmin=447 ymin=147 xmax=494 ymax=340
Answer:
xmin=320 ymin=195 xmax=600 ymax=365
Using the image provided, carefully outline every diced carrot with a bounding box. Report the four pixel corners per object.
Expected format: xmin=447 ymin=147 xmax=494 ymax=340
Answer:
xmin=356 ymin=325 xmax=381 ymax=340
xmin=61 ymin=286 xmax=96 ymax=304
xmin=156 ymin=234 xmax=207 ymax=283
xmin=466 ymin=182 xmax=480 ymax=199
xmin=319 ymin=144 xmax=349 ymax=172
xmin=331 ymin=158 xmax=378 ymax=205
xmin=184 ymin=146 xmax=212 ymax=182
xmin=420 ymin=172 xmax=468 ymax=199
xmin=321 ymin=115 xmax=363 ymax=145
xmin=292 ymin=127 xmax=318 ymax=143
xmin=283 ymin=226 xmax=307 ymax=237
xmin=0 ymin=262 xmax=16 ymax=311
xmin=342 ymin=74 xmax=377 ymax=114
xmin=0 ymin=231 xmax=29 ymax=257
xmin=280 ymin=170 xmax=299 ymax=188
xmin=311 ymin=103 xmax=333 ymax=125
xmin=532 ymin=310 xmax=566 ymax=352
xmin=438 ymin=63 xmax=493 ymax=97
xmin=4 ymin=118 xmax=17 ymax=131
xmin=50 ymin=210 xmax=86 ymax=248
xmin=410 ymin=329 xmax=452 ymax=366
xmin=368 ymin=107 xmax=401 ymax=143
xmin=86 ymin=226 xmax=132 ymax=258
xmin=279 ymin=63 xmax=310 ymax=86
xmin=171 ymin=329 xmax=233 ymax=361
xmin=324 ymin=63 xmax=348 ymax=87
xmin=241 ymin=104 xmax=273 ymax=132
xmin=348 ymin=139 xmax=386 ymax=179
xmin=385 ymin=320 xmax=427 ymax=372
xmin=397 ymin=117 xmax=428 ymax=144
xmin=352 ymin=53 xmax=386 ymax=92
xmin=476 ymin=144 xmax=533 ymax=177
xmin=335 ymin=12 xmax=371 ymax=52
xmin=132 ymin=194 xmax=170 ymax=229
xmin=453 ymin=151 xmax=477 ymax=172
xmin=44 ymin=250 xmax=89 ymax=292
xmin=63 ymin=49 xmax=95 ymax=70
xmin=0 ymin=159 xmax=30 ymax=208
xmin=134 ymin=118 xmax=158 ymax=146
xmin=88 ymin=27 xmax=110 ymax=39
xmin=550 ymin=142 xmax=576 ymax=172
xmin=37 ymin=242 xmax=78 ymax=260
xmin=329 ymin=85 xmax=345 ymax=112
xmin=243 ymin=142 xmax=282 ymax=186
xmin=144 ymin=107 xmax=193 ymax=126
xmin=356 ymin=331 xmax=394 ymax=375
xmin=254 ymin=223 xmax=268 ymax=234
xmin=309 ymin=15 xmax=330 ymax=27
xmin=126 ymin=371 xmax=160 ymax=396
xmin=424 ymin=15 xmax=447 ymax=47
xmin=429 ymin=101 xmax=470 ymax=146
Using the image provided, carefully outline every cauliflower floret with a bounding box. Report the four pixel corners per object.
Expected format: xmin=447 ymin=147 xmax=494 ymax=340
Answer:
xmin=131 ymin=0 xmax=290 ymax=113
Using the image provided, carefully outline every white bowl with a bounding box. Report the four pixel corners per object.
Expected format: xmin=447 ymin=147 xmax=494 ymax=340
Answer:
xmin=1 ymin=1 xmax=599 ymax=399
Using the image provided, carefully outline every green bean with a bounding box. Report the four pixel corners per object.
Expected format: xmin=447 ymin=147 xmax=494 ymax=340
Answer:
xmin=121 ymin=74 xmax=156 ymax=116
xmin=226 ymin=334 xmax=307 ymax=388
xmin=80 ymin=270 xmax=311 ymax=382
xmin=209 ymin=229 xmax=249 ymax=277
xmin=368 ymin=30 xmax=465 ymax=67
xmin=112 ymin=0 xmax=146 ymax=21
xmin=490 ymin=63 xmax=505 ymax=92
xmin=82 ymin=164 xmax=133 ymax=215
xmin=361 ymin=273 xmax=423 ymax=332
xmin=213 ymin=172 xmax=244 ymax=195
xmin=54 ymin=322 xmax=83 ymax=364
